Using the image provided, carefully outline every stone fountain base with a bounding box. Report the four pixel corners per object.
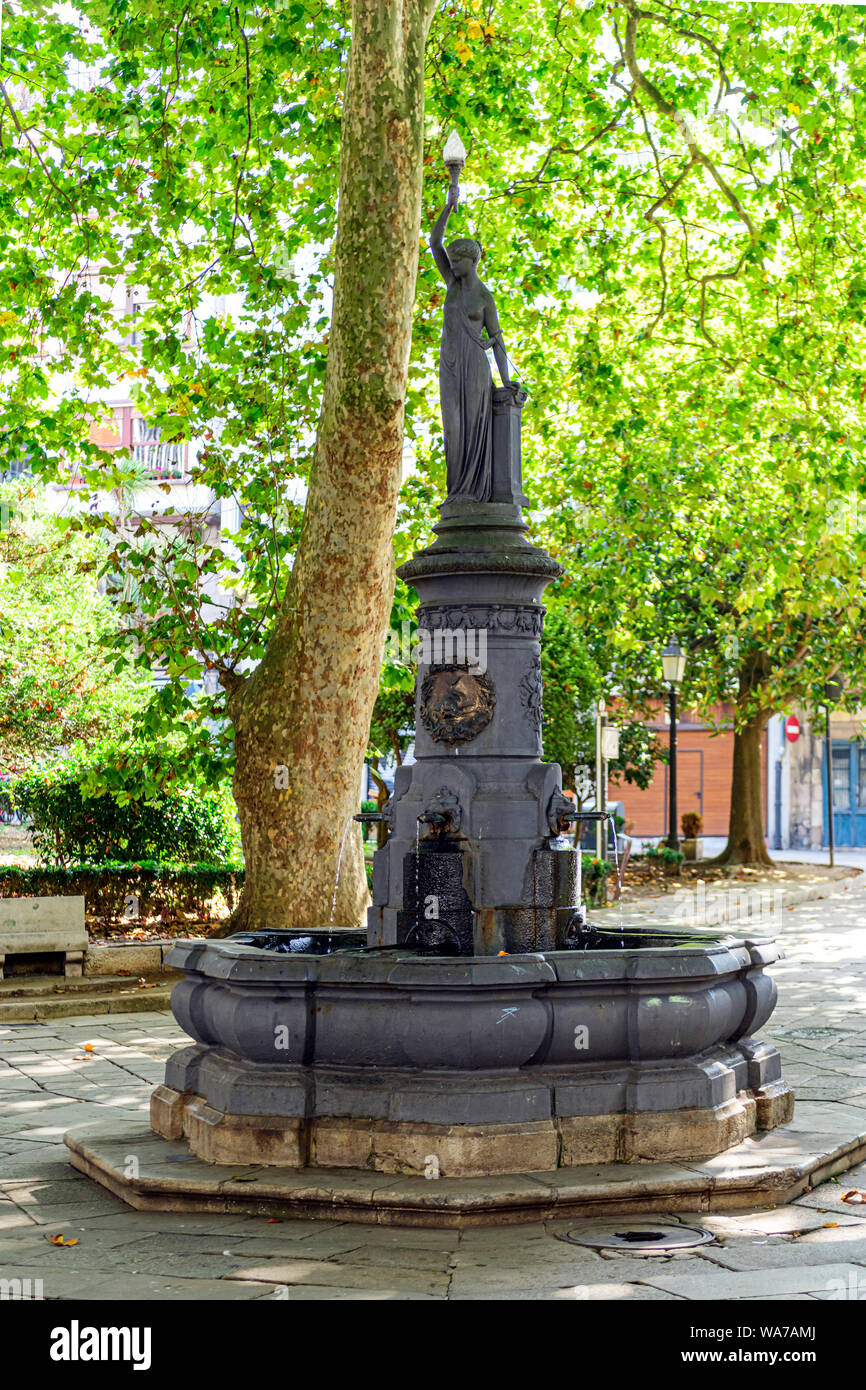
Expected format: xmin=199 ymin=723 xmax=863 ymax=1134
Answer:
xmin=151 ymin=1055 xmax=790 ymax=1176
xmin=138 ymin=929 xmax=792 ymax=1177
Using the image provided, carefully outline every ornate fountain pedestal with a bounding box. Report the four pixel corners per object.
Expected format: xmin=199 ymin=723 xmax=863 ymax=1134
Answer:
xmin=370 ymin=389 xmax=580 ymax=956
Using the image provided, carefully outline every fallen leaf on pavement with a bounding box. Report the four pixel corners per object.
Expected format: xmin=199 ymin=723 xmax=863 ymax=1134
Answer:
xmin=230 ymin=1175 xmax=258 ymax=1183
xmin=842 ymin=1190 xmax=866 ymax=1204
xmin=46 ymin=1234 xmax=79 ymax=1246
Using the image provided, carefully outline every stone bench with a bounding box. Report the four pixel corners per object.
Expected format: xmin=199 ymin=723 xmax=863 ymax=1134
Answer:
xmin=0 ymin=897 xmax=87 ymax=979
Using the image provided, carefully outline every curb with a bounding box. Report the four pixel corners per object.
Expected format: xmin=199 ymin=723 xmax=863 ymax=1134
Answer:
xmin=84 ymin=942 xmax=181 ymax=976
xmin=65 ymin=1101 xmax=866 ymax=1229
xmin=0 ymin=983 xmax=173 ymax=1023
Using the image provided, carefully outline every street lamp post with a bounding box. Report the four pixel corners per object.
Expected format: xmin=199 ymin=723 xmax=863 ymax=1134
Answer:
xmin=773 ymin=716 xmax=784 ymax=853
xmin=595 ymin=698 xmax=606 ymax=859
xmin=662 ymin=640 xmax=687 ymax=852
xmin=823 ymin=677 xmax=844 ymax=869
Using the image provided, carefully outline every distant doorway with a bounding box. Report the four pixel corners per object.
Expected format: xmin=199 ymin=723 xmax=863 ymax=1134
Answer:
xmin=824 ymin=740 xmax=866 ymax=848
xmin=662 ymin=748 xmax=704 ymax=837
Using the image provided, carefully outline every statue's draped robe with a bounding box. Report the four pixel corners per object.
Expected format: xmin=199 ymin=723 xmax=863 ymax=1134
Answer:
xmin=440 ymin=289 xmax=494 ymax=501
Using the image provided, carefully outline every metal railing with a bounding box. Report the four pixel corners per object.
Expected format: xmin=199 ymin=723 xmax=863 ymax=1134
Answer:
xmin=131 ymin=442 xmax=188 ymax=481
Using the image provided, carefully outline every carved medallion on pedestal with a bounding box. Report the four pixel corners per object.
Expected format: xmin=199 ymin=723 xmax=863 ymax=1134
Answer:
xmin=419 ymin=666 xmax=496 ymax=746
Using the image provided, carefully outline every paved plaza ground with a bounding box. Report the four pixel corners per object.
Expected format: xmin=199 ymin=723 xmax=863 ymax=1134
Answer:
xmin=3 ymin=878 xmax=866 ymax=1301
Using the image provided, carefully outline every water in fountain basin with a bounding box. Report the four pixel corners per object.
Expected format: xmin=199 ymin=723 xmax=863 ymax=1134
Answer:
xmin=415 ymin=816 xmax=422 ymax=937
xmin=575 ymin=837 xmax=583 ymax=929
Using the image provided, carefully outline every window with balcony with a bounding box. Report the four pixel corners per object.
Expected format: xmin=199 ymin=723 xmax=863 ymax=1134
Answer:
xmin=132 ymin=418 xmax=187 ymax=482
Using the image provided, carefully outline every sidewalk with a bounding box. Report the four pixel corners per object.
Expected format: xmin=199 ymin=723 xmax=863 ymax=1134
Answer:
xmin=1 ymin=876 xmax=866 ymax=1298
xmin=605 ymin=851 xmax=863 ymax=933
xmin=640 ymin=838 xmax=866 ymax=870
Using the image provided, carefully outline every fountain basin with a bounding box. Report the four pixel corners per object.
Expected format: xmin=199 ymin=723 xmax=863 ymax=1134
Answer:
xmin=153 ymin=930 xmax=792 ymax=1175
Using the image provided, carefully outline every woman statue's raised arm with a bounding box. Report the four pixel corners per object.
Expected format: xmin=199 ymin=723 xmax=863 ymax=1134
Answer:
xmin=429 ymin=188 xmax=457 ymax=285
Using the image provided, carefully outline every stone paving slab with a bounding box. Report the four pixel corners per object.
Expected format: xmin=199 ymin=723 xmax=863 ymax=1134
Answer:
xmin=451 ymin=1281 xmax=686 ymax=1300
xmin=672 ymin=1205 xmax=865 ymax=1236
xmin=0 ymin=1263 xmax=286 ymax=1300
xmin=609 ymin=868 xmax=863 ymax=931
xmin=633 ymin=1261 xmax=861 ymax=1299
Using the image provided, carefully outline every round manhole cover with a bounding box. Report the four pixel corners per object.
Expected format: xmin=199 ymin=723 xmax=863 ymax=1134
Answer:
xmin=559 ymin=1223 xmax=714 ymax=1254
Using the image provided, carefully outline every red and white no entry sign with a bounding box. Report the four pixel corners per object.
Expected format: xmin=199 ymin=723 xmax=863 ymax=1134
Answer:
xmin=784 ymin=715 xmax=801 ymax=744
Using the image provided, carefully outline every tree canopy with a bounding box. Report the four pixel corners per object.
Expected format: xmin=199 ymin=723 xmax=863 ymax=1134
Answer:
xmin=2 ymin=1 xmax=865 ymax=874
xmin=0 ymin=481 xmax=151 ymax=776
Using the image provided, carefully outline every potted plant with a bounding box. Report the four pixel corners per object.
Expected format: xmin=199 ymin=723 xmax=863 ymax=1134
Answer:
xmin=680 ymin=811 xmax=704 ymax=861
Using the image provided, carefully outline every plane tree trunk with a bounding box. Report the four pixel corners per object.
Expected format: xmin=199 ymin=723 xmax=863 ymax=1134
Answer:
xmin=713 ymin=656 xmax=774 ymax=868
xmin=713 ymin=714 xmax=774 ymax=867
xmin=217 ymin=0 xmax=436 ymax=934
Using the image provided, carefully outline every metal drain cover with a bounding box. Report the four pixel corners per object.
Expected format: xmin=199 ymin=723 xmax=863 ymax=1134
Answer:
xmin=560 ymin=1222 xmax=714 ymax=1253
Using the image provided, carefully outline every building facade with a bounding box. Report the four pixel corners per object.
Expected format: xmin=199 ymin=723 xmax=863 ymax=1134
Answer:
xmin=610 ymin=702 xmax=765 ymax=842
xmin=778 ymin=708 xmax=866 ymax=850
xmin=612 ymin=701 xmax=864 ymax=851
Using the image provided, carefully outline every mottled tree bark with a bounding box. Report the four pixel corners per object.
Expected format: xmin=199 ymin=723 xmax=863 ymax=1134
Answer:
xmin=216 ymin=0 xmax=437 ymax=933
xmin=712 ymin=716 xmax=774 ymax=867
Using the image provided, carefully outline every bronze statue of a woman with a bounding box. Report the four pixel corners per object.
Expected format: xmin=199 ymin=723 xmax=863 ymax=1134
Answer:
xmin=430 ymin=188 xmax=516 ymax=502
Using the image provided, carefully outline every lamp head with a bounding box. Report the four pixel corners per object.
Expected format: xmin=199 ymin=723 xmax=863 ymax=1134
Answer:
xmin=661 ymin=639 xmax=687 ymax=688
xmin=443 ymin=129 xmax=467 ymax=169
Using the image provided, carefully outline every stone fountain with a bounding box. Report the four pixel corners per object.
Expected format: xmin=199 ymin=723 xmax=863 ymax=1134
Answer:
xmin=141 ymin=144 xmax=792 ymax=1185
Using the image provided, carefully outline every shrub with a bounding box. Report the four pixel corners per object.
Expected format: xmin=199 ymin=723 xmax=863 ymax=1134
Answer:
xmin=583 ymin=854 xmax=612 ymax=906
xmin=646 ymin=844 xmax=685 ymax=862
xmin=0 ymin=481 xmax=153 ymax=775
xmin=13 ymin=745 xmax=240 ymax=867
xmin=0 ymin=861 xmax=243 ymax=925
xmin=646 ymin=844 xmax=685 ymax=872
xmin=681 ymin=811 xmax=704 ymax=838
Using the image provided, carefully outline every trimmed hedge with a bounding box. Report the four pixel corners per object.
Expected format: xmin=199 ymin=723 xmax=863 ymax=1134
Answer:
xmin=0 ymin=856 xmax=613 ymax=924
xmin=0 ymin=861 xmax=244 ymax=924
